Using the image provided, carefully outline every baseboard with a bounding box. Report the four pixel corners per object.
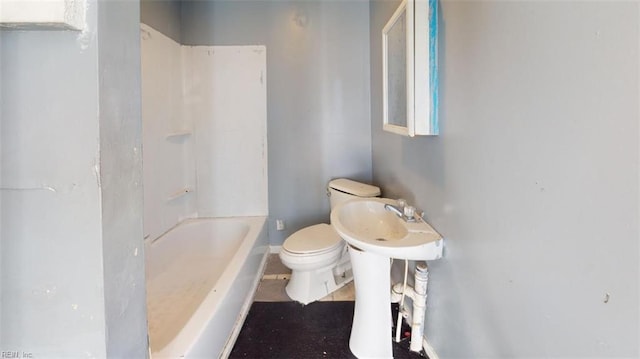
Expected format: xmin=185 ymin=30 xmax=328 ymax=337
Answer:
xmin=269 ymin=245 xmax=281 ymax=254
xmin=422 ymin=337 xmax=439 ymax=359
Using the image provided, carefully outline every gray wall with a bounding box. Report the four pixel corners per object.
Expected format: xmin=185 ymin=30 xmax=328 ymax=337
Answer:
xmin=141 ymin=0 xmax=182 ymax=42
xmin=371 ymin=1 xmax=639 ymax=357
xmin=98 ymin=1 xmax=148 ymax=357
xmin=0 ymin=0 xmax=147 ymax=357
xmin=1 ymin=2 xmax=106 ymax=355
xmin=182 ymin=0 xmax=373 ymax=245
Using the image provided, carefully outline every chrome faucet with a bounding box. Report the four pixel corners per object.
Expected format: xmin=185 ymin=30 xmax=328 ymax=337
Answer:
xmin=384 ymin=204 xmax=404 ymax=218
xmin=384 ymin=200 xmax=420 ymax=222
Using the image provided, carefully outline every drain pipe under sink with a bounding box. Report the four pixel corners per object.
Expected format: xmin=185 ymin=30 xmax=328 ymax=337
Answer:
xmin=390 ymin=261 xmax=429 ymax=353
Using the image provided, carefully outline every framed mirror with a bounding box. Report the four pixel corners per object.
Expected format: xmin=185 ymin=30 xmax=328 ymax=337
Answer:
xmin=382 ymin=0 xmax=439 ymax=137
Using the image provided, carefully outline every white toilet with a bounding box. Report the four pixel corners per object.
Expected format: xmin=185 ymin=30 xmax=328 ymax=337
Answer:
xmin=279 ymin=178 xmax=380 ymax=304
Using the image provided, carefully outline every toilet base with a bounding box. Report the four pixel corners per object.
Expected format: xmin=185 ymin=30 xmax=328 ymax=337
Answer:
xmin=284 ymin=251 xmax=353 ymax=305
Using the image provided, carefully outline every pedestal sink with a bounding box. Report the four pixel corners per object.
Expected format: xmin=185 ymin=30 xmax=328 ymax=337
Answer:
xmin=330 ymin=198 xmax=443 ymax=358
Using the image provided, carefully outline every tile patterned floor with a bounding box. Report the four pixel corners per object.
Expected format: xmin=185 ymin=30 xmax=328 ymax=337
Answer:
xmin=254 ymin=254 xmax=356 ymax=302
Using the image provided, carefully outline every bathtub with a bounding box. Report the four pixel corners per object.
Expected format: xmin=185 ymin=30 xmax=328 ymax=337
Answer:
xmin=145 ymin=216 xmax=269 ymax=358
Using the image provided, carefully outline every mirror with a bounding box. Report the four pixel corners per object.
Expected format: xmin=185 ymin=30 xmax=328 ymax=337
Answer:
xmin=385 ymin=7 xmax=408 ymax=129
xmin=383 ymin=0 xmax=439 ymax=137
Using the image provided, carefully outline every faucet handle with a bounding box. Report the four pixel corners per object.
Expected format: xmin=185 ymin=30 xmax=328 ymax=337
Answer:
xmin=397 ymin=198 xmax=407 ymax=209
xmin=413 ymin=209 xmax=425 ymax=222
xmin=403 ymin=205 xmax=415 ymax=218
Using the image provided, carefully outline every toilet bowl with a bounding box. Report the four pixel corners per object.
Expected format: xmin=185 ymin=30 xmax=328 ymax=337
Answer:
xmin=279 ymin=224 xmax=349 ymax=304
xmin=279 ymin=179 xmax=380 ymax=305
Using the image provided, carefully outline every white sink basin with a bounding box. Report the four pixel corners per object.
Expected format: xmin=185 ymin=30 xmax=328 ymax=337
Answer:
xmin=330 ymin=197 xmax=443 ymax=261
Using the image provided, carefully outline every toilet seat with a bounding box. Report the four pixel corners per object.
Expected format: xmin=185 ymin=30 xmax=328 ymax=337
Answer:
xmin=282 ymin=224 xmax=342 ymax=256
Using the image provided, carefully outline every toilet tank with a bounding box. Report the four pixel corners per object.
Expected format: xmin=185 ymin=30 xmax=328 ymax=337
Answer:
xmin=327 ymin=178 xmax=381 ymax=209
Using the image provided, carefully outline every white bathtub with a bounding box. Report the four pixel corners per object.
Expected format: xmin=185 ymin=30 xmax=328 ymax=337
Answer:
xmin=146 ymin=217 xmax=269 ymax=358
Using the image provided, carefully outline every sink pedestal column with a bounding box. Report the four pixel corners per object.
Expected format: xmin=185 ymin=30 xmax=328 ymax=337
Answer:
xmin=348 ymin=246 xmax=392 ymax=358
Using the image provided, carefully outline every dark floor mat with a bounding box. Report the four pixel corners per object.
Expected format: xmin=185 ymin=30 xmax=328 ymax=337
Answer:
xmin=229 ymin=301 xmax=426 ymax=359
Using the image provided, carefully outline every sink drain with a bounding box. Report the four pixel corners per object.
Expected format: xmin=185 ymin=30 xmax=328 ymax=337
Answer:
xmin=375 ymin=238 xmax=387 ymax=242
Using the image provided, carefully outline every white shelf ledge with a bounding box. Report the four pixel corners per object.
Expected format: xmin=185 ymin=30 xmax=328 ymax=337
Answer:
xmin=0 ymin=0 xmax=86 ymax=31
xmin=165 ymin=131 xmax=192 ymax=140
xmin=167 ymin=187 xmax=193 ymax=201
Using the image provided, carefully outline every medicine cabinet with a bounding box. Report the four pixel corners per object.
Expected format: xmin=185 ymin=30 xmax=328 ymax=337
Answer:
xmin=382 ymin=0 xmax=439 ymax=137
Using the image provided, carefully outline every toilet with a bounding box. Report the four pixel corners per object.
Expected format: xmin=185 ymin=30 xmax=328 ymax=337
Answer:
xmin=279 ymin=178 xmax=381 ymax=304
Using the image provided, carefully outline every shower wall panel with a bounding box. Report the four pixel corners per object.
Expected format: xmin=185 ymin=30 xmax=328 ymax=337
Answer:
xmin=184 ymin=45 xmax=268 ymax=218
xmin=141 ymin=24 xmax=196 ymax=241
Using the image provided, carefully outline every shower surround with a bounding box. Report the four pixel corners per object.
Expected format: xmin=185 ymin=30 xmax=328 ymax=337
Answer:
xmin=141 ymin=24 xmax=269 ymax=357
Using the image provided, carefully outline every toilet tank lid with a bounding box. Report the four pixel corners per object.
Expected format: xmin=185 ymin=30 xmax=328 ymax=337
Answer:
xmin=328 ymin=178 xmax=380 ymax=197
